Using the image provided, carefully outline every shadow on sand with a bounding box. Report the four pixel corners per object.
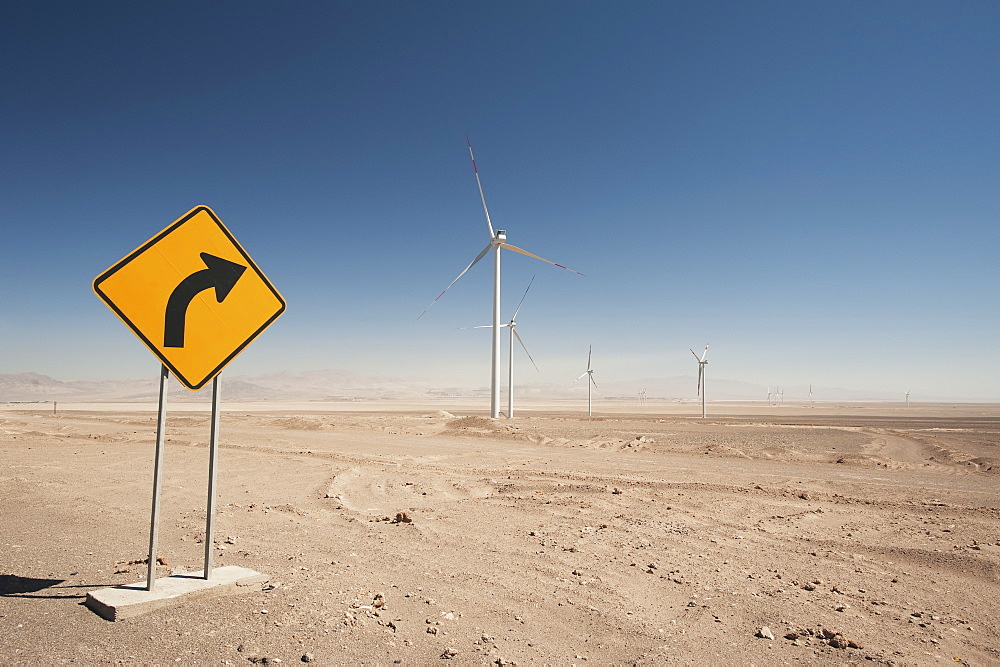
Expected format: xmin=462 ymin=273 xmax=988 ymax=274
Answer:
xmin=0 ymin=574 xmax=99 ymax=600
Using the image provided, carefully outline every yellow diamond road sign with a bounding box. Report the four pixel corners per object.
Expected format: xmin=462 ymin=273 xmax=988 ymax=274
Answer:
xmin=94 ymin=206 xmax=285 ymax=390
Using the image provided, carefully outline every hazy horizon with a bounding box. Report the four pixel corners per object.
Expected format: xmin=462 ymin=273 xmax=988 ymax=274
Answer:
xmin=1 ymin=367 xmax=993 ymax=404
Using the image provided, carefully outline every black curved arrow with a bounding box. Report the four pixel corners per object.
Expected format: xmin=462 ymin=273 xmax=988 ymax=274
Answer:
xmin=163 ymin=253 xmax=248 ymax=348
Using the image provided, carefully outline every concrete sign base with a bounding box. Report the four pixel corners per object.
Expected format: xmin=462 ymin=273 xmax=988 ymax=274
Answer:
xmin=85 ymin=565 xmax=268 ymax=621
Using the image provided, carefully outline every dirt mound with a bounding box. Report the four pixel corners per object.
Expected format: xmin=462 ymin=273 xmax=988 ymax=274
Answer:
xmin=446 ymin=416 xmax=497 ymax=430
xmin=267 ymin=417 xmax=331 ymax=431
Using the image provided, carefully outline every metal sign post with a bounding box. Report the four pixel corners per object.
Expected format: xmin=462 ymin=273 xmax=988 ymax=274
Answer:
xmin=203 ymin=375 xmax=221 ymax=579
xmin=146 ymin=365 xmax=169 ymax=591
xmin=146 ymin=370 xmax=223 ymax=588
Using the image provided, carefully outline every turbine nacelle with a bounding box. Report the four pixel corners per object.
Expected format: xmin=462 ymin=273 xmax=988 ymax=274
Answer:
xmin=495 ymin=230 xmax=507 ymax=242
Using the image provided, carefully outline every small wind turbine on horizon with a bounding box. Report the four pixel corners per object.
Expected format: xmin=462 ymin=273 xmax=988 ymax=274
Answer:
xmin=462 ymin=276 xmax=539 ymax=418
xmin=690 ymin=344 xmax=709 ymax=418
xmin=809 ymin=383 xmax=814 ymax=407
xmin=419 ymin=138 xmax=584 ymax=418
xmin=576 ymin=346 xmax=597 ymax=417
xmin=905 ymin=389 xmax=911 ymax=408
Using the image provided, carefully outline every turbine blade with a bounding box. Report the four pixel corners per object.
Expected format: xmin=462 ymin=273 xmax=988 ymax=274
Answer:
xmin=459 ymin=325 xmax=497 ymax=329
xmin=589 ymin=372 xmax=598 ymax=388
xmin=587 ymin=345 xmax=592 ymax=371
xmin=418 ymin=242 xmax=493 ymax=319
xmin=512 ymin=329 xmax=539 ymax=372
xmin=510 ymin=275 xmax=535 ymax=321
xmin=575 ymin=372 xmax=588 ymax=381
xmin=467 ymin=137 xmax=495 ymax=240
xmin=690 ymin=348 xmax=701 ymax=361
xmin=499 ymin=243 xmax=586 ymax=276
xmin=700 ymin=343 xmax=710 ymax=362
xmin=697 ymin=365 xmax=703 ymax=395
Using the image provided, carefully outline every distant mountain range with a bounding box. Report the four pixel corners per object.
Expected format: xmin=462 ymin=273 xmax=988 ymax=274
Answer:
xmin=0 ymin=370 xmax=940 ymax=403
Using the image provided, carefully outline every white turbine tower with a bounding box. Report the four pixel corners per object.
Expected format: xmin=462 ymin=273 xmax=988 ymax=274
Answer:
xmin=463 ymin=277 xmax=539 ymax=418
xmin=420 ymin=139 xmax=584 ymax=418
xmin=690 ymin=344 xmax=709 ymax=418
xmin=905 ymin=389 xmax=911 ymax=408
xmin=809 ymin=383 xmax=814 ymax=407
xmin=767 ymin=386 xmax=772 ymax=406
xmin=576 ymin=346 xmax=597 ymax=417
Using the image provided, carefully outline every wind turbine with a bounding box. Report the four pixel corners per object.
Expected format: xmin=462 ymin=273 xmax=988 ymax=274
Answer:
xmin=463 ymin=277 xmax=539 ymax=418
xmin=419 ymin=138 xmax=584 ymax=418
xmin=809 ymin=383 xmax=814 ymax=407
xmin=690 ymin=344 xmax=709 ymax=418
xmin=576 ymin=345 xmax=597 ymax=416
xmin=905 ymin=389 xmax=911 ymax=408
xmin=767 ymin=386 xmax=772 ymax=406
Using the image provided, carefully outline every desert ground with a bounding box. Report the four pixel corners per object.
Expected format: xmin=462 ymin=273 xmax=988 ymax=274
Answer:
xmin=1 ymin=399 xmax=998 ymax=665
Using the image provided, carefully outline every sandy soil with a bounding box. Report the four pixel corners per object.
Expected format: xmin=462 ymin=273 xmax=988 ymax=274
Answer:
xmin=1 ymin=401 xmax=998 ymax=665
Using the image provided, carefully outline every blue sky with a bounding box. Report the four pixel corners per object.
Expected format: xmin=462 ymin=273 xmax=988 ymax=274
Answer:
xmin=2 ymin=1 xmax=997 ymax=400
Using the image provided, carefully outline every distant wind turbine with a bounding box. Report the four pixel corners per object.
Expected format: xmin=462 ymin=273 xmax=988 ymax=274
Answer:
xmin=766 ymin=386 xmax=773 ymax=406
xmin=809 ymin=383 xmax=814 ymax=407
xmin=576 ymin=346 xmax=597 ymax=417
xmin=905 ymin=389 xmax=911 ymax=408
xmin=463 ymin=277 xmax=539 ymax=418
xmin=419 ymin=138 xmax=584 ymax=418
xmin=690 ymin=344 xmax=709 ymax=418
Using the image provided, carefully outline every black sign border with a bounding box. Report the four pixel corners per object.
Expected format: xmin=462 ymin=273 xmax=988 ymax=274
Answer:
xmin=93 ymin=205 xmax=286 ymax=390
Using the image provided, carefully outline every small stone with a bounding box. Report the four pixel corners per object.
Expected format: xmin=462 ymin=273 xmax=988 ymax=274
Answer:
xmin=758 ymin=626 xmax=775 ymax=640
xmin=784 ymin=632 xmax=799 ymax=640
xmin=441 ymin=648 xmax=458 ymax=659
xmin=301 ymin=654 xmax=314 ymax=664
xmin=828 ymin=636 xmax=847 ymax=649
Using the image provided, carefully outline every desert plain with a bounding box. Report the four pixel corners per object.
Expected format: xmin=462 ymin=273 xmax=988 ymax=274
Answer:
xmin=1 ymin=399 xmax=998 ymax=665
